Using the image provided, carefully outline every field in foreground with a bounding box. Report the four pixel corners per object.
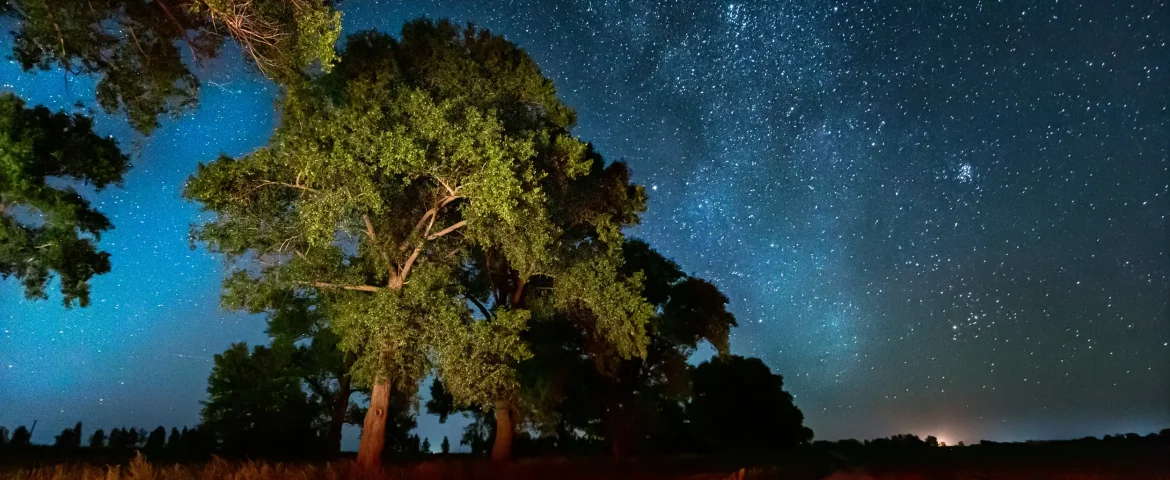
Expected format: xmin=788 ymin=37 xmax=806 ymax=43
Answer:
xmin=2 ymin=443 xmax=1168 ymax=480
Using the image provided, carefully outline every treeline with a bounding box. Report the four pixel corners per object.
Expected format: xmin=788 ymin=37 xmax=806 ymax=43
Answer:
xmin=813 ymin=429 xmax=1170 ymax=450
xmin=0 ymin=424 xmax=211 ymax=453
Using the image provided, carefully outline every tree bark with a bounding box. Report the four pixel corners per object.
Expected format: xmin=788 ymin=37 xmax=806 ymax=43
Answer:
xmin=357 ymin=379 xmax=391 ymax=470
xmin=491 ymin=399 xmax=514 ymax=462
xmin=325 ymin=372 xmax=352 ymax=456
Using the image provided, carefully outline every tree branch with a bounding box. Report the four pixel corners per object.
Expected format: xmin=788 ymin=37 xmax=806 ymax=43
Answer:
xmin=311 ymin=282 xmax=380 ymax=293
xmin=153 ymin=0 xmax=199 ymax=64
xmin=510 ymin=278 xmax=527 ymax=309
xmin=466 ymin=294 xmax=492 ymax=320
xmin=260 ymin=180 xmax=319 ymax=193
xmin=362 ymin=215 xmax=378 ymax=243
xmin=427 ymin=220 xmax=467 ymax=240
xmin=395 ymin=246 xmax=423 ymax=289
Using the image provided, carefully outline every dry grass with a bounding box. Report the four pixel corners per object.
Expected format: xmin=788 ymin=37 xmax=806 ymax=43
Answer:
xmin=0 ymin=453 xmax=748 ymax=480
xmin=4 ymin=451 xmax=1169 ymax=480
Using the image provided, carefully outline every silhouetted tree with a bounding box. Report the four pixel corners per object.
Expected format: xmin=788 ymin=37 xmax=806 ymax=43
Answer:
xmin=513 ymin=240 xmax=737 ymax=457
xmin=218 ymin=287 xmax=357 ymax=456
xmin=925 ymin=435 xmax=939 ymax=447
xmin=0 ymin=426 xmax=8 ymax=446
xmin=167 ymin=427 xmax=182 ymax=451
xmin=89 ymin=429 xmax=105 ymax=448
xmin=180 ymin=425 xmax=216 ymax=456
xmin=688 ymin=355 xmax=812 ymax=453
xmin=0 ymin=93 xmax=129 ymax=307
xmin=107 ymin=428 xmax=124 ymax=449
xmin=53 ymin=422 xmax=82 ymax=449
xmin=441 ymin=436 xmax=450 ymax=454
xmin=421 ymin=437 xmax=431 ymax=454
xmin=145 ymin=426 xmax=167 ymax=450
xmin=10 ymin=426 xmax=31 ymax=446
xmin=201 ymin=342 xmax=324 ymax=457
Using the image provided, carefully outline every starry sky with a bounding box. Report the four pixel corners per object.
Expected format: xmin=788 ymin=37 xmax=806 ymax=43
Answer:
xmin=2 ymin=0 xmax=1168 ymax=449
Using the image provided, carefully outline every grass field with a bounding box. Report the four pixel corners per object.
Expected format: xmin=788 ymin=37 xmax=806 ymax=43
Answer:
xmin=1 ymin=443 xmax=1168 ymax=479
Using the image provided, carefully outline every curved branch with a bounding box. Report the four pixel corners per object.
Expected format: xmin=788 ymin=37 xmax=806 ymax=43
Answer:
xmin=311 ymin=281 xmax=380 ymax=293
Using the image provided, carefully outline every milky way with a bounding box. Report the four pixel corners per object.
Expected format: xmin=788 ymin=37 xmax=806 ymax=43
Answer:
xmin=2 ymin=0 xmax=1167 ymax=447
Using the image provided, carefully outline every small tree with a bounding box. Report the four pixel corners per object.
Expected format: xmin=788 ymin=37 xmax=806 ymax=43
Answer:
xmin=54 ymin=422 xmax=82 ymax=449
xmin=89 ymin=429 xmax=105 ymax=448
xmin=10 ymin=426 xmax=31 ymax=446
xmin=145 ymin=426 xmax=167 ymax=450
xmin=420 ymin=437 xmax=431 ymax=454
xmin=201 ymin=342 xmax=324 ymax=456
xmin=0 ymin=426 xmax=9 ymax=446
xmin=167 ymin=427 xmax=182 ymax=451
xmin=441 ymin=436 xmax=450 ymax=454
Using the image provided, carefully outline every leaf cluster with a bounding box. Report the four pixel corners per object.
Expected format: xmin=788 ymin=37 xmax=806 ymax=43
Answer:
xmin=0 ymin=93 xmax=129 ymax=307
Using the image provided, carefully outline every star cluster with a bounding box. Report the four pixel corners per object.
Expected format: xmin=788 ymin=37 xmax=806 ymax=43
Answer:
xmin=1 ymin=0 xmax=1167 ymax=446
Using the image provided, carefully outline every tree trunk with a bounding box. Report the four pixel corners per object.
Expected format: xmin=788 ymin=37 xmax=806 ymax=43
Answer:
xmin=325 ymin=372 xmax=352 ymax=456
xmin=606 ymin=403 xmax=628 ymax=459
xmin=491 ymin=399 xmax=514 ymax=462
xmin=357 ymin=379 xmax=390 ymax=470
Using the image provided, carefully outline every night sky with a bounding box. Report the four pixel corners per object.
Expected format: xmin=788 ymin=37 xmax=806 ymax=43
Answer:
xmin=2 ymin=0 xmax=1168 ymax=449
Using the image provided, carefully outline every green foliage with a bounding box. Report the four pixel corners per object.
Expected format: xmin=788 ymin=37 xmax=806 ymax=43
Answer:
xmin=186 ymin=20 xmax=652 ymax=412
xmin=434 ymin=308 xmax=533 ymax=408
xmin=0 ymin=93 xmax=129 ymax=307
xmin=200 ymin=342 xmax=325 ymax=456
xmin=5 ymin=0 xmax=340 ymax=133
xmin=191 ymin=0 xmax=341 ymax=81
xmin=513 ymin=240 xmax=739 ymax=455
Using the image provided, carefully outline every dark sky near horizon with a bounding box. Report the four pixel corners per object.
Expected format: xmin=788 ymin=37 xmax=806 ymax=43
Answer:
xmin=2 ymin=0 xmax=1168 ymax=449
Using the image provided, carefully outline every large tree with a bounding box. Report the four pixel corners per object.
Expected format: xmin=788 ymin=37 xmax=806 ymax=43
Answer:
xmin=4 ymin=0 xmax=340 ymax=133
xmin=187 ymin=20 xmax=652 ymax=468
xmin=688 ymin=355 xmax=813 ymax=453
xmin=0 ymin=93 xmax=129 ymax=307
xmin=421 ymin=49 xmax=653 ymax=461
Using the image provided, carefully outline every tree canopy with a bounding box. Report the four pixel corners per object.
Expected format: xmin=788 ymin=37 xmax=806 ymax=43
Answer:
xmin=0 ymin=93 xmax=129 ymax=307
xmin=186 ymin=19 xmax=653 ymax=466
xmin=4 ymin=0 xmax=341 ymax=133
xmin=200 ymin=342 xmax=325 ymax=456
xmin=688 ymin=355 xmax=813 ymax=453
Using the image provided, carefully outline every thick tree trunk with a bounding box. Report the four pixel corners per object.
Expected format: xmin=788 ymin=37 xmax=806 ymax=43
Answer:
xmin=491 ymin=399 xmax=514 ymax=461
xmin=325 ymin=373 xmax=352 ymax=455
xmin=357 ymin=379 xmax=391 ymax=470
